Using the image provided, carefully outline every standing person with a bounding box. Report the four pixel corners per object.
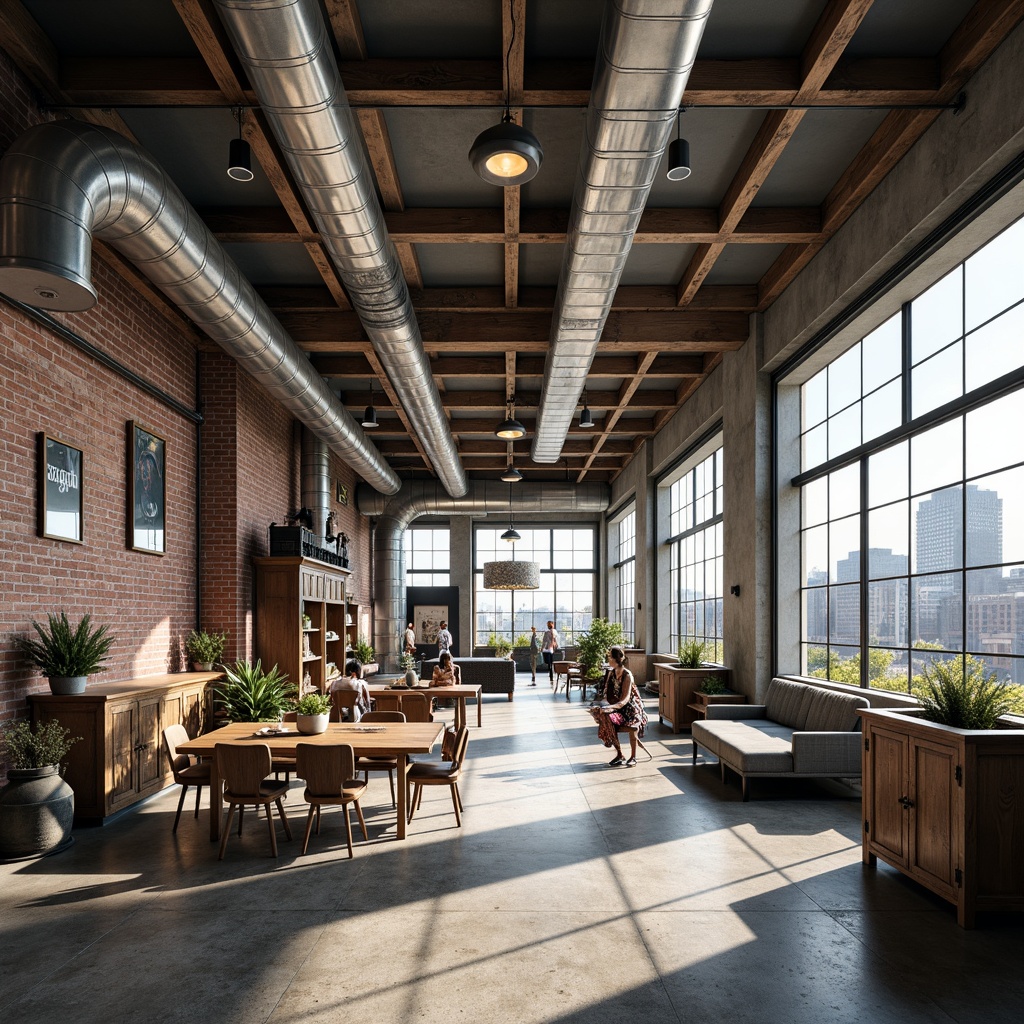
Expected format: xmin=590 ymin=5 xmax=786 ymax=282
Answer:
xmin=436 ymin=620 xmax=453 ymax=656
xmin=528 ymin=625 xmax=540 ymax=686
xmin=541 ymin=620 xmax=559 ymax=684
xmin=404 ymin=622 xmax=417 ymax=655
xmin=590 ymin=645 xmax=648 ymax=766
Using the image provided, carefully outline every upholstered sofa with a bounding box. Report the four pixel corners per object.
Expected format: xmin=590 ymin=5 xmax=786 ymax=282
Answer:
xmin=691 ymin=677 xmax=870 ymax=800
xmin=420 ymin=657 xmax=516 ymax=700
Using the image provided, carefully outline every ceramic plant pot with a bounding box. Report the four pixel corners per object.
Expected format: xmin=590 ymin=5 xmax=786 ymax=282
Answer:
xmin=47 ymin=675 xmax=87 ymax=695
xmin=0 ymin=765 xmax=75 ymax=861
xmin=296 ymin=712 xmax=329 ymax=735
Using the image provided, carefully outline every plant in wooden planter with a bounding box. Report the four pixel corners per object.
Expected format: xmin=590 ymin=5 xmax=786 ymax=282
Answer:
xmin=185 ymin=629 xmax=226 ymax=670
xmin=218 ymin=659 xmax=296 ymax=723
xmin=14 ymin=611 xmax=115 ymax=695
xmin=677 ymin=638 xmax=707 ymax=669
xmin=0 ymin=718 xmax=81 ymax=860
xmin=354 ymin=636 xmax=375 ymax=665
xmin=917 ymin=657 xmax=1022 ymax=728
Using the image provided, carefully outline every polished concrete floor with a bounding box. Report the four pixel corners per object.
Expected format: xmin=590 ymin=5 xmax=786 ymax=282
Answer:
xmin=3 ymin=675 xmax=1022 ymax=1023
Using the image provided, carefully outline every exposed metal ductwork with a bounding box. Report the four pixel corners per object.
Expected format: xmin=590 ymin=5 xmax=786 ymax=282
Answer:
xmin=359 ymin=480 xmax=611 ymax=667
xmin=301 ymin=426 xmax=331 ymax=541
xmin=213 ymin=0 xmax=467 ymax=498
xmin=531 ymin=0 xmax=714 ymax=462
xmin=0 ymin=119 xmax=401 ymax=495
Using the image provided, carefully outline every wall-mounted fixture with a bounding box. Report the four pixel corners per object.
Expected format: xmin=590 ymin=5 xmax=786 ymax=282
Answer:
xmin=469 ymin=0 xmax=543 ymax=186
xmin=361 ymin=379 xmax=378 ymax=429
xmin=730 ymin=584 xmax=741 ymax=596
xmin=495 ymin=394 xmax=526 ymax=440
xmin=227 ymin=108 xmax=254 ymax=182
xmin=579 ymin=387 xmax=595 ymax=428
xmin=667 ymin=109 xmax=691 ymax=181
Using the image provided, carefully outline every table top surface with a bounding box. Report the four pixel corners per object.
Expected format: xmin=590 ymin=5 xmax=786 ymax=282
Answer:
xmin=367 ymin=683 xmax=480 ymax=696
xmin=178 ymin=721 xmax=444 ymax=756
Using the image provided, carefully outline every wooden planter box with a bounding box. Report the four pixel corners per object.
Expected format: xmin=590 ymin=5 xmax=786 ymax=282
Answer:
xmin=688 ymin=689 xmax=746 ymax=720
xmin=656 ymin=664 xmax=731 ymax=733
xmin=859 ymin=708 xmax=1024 ymax=928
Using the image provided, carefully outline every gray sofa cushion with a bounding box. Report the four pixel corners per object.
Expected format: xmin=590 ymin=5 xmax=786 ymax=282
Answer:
xmin=711 ymin=721 xmax=796 ymax=774
xmin=763 ymin=678 xmax=814 ymax=728
xmin=802 ymin=687 xmax=870 ymax=731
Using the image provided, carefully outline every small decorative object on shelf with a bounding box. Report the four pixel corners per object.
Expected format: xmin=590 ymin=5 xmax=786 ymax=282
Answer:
xmin=185 ymin=628 xmax=226 ymax=671
xmin=302 ymin=613 xmax=312 ymax=629
xmin=301 ymin=670 xmax=313 ymax=694
xmin=303 ymin=633 xmax=313 ymax=658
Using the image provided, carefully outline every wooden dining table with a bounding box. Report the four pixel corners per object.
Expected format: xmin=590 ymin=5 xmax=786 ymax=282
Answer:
xmin=177 ymin=721 xmax=443 ymax=842
xmin=367 ymin=682 xmax=483 ymax=731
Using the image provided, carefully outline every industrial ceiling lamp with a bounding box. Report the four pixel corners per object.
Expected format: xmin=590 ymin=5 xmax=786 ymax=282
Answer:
xmin=361 ymin=379 xmax=378 ymax=429
xmin=579 ymin=387 xmax=595 ymax=428
xmin=495 ymin=394 xmax=526 ymax=440
xmin=501 ymin=462 xmax=523 ymax=483
xmin=500 ymin=481 xmax=521 ymax=542
xmin=667 ymin=109 xmax=691 ymax=182
xmin=469 ymin=0 xmax=543 ymax=187
xmin=227 ymin=108 xmax=254 ymax=182
xmin=485 ymin=483 xmax=540 ymax=588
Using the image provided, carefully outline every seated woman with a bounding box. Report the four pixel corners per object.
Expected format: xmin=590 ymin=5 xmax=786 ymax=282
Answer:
xmin=589 ymin=645 xmax=648 ymax=767
xmin=330 ymin=657 xmax=374 ymax=721
xmin=430 ymin=650 xmax=462 ymax=687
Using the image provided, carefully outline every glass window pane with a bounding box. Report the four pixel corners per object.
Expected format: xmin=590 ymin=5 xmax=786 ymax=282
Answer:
xmin=868 ymin=582 xmax=908 ymax=647
xmin=912 ymin=486 xmax=963 ymax=574
xmin=802 ymin=525 xmax=827 ymax=587
xmin=910 ymin=341 xmax=963 ymax=418
xmin=911 ymin=573 xmax=962 ymax=650
xmin=967 ymin=473 xmax=1014 ymax=564
xmin=966 ymin=567 xmax=1022 ymax=669
xmin=868 ymin=501 xmax=909 ymax=577
xmin=911 ymin=266 xmax=963 ymax=363
xmin=830 ymin=516 xmax=860 ymax=583
xmin=862 ymin=312 xmax=902 ymax=393
xmin=966 ymin=218 xmax=1024 ymax=331
xmin=862 ymin=378 xmax=901 ymax=444
xmin=965 ymin=301 xmax=1024 ymax=392
xmin=828 ymin=344 xmax=861 ymax=414
xmin=868 ymin=441 xmax=908 ymax=508
xmin=829 ymin=463 xmax=860 ymax=520
xmin=802 ymin=423 xmax=827 ymax=471
xmin=868 ymin=648 xmax=910 ymax=694
xmin=966 ymin=390 xmax=1024 ymax=479
xmin=911 ymin=417 xmax=962 ymax=495
xmin=828 ymin=403 xmax=861 ymax=460
xmin=830 ymin=644 xmax=861 ymax=678
xmin=803 ymin=476 xmax=828 ymax=526
xmin=802 ymin=592 xmax=828 ymax=644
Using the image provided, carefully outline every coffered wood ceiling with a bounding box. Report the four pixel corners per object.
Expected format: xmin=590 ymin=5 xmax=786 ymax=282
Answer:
xmin=2 ymin=0 xmax=1021 ymax=484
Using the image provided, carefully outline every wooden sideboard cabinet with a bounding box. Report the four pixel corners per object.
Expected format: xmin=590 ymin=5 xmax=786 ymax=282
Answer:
xmin=859 ymin=708 xmax=1024 ymax=928
xmin=656 ymin=664 xmax=731 ymax=733
xmin=28 ymin=672 xmax=221 ymax=825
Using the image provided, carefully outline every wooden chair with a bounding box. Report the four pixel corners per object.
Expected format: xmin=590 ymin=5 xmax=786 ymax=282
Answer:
xmin=355 ymin=710 xmax=405 ymax=807
xmin=331 ymin=687 xmax=360 ymax=722
xmin=407 ymin=725 xmax=469 ymax=827
xmin=294 ymin=743 xmax=368 ymax=857
xmin=553 ymin=661 xmax=582 ymax=696
xmin=162 ymin=723 xmax=210 ymax=833
xmin=215 ymin=743 xmax=293 ymax=860
xmin=399 ymin=691 xmax=433 ymax=723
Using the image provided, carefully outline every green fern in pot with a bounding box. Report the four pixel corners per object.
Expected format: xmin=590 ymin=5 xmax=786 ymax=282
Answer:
xmin=918 ymin=658 xmax=1020 ymax=729
xmin=14 ymin=611 xmax=115 ymax=694
xmin=218 ymin=659 xmax=296 ymax=723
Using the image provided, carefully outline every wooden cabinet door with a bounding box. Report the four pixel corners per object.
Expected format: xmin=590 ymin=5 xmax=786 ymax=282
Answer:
xmin=137 ymin=695 xmax=166 ymax=793
xmin=909 ymin=734 xmax=960 ymax=899
xmin=865 ymin=724 xmax=909 ymax=869
xmin=324 ymin=573 xmax=344 ymax=603
xmin=180 ymin=685 xmax=205 ymax=737
xmin=301 ymin=568 xmax=324 ymax=601
xmin=107 ymin=701 xmax=138 ymax=811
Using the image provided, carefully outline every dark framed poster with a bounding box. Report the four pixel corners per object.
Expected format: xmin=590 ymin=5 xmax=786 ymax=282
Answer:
xmin=128 ymin=420 xmax=166 ymax=555
xmin=38 ymin=432 xmax=83 ymax=544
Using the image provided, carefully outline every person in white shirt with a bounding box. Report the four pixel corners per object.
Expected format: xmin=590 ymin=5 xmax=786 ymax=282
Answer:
xmin=404 ymin=622 xmax=416 ymax=655
xmin=330 ymin=658 xmax=373 ymax=721
xmin=541 ymin=621 xmax=559 ymax=683
xmin=436 ymin=620 xmax=453 ymax=655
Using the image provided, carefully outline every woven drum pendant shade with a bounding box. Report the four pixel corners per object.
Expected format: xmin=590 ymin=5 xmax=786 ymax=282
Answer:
xmin=483 ymin=560 xmax=540 ymax=590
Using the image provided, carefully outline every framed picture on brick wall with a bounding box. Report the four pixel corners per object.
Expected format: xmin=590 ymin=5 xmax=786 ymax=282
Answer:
xmin=128 ymin=420 xmax=166 ymax=555
xmin=38 ymin=432 xmax=83 ymax=544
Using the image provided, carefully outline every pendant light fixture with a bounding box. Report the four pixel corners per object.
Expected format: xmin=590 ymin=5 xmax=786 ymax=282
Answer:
xmin=227 ymin=108 xmax=254 ymax=182
xmin=361 ymin=379 xmax=378 ymax=429
xmin=495 ymin=394 xmax=526 ymax=440
xmin=667 ymin=108 xmax=691 ymax=181
xmin=579 ymin=387 xmax=595 ymax=428
xmin=500 ymin=481 xmax=521 ymax=542
xmin=469 ymin=0 xmax=543 ymax=187
xmin=501 ymin=462 xmax=523 ymax=483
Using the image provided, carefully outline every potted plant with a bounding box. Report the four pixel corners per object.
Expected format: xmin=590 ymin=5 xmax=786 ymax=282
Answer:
xmin=917 ymin=658 xmax=1021 ymax=727
xmin=185 ymin=629 xmax=226 ymax=670
xmin=400 ymin=651 xmax=418 ymax=686
xmin=354 ymin=636 xmax=375 ymax=665
xmin=692 ymin=674 xmax=745 ymax=715
xmin=217 ymin=659 xmax=296 ymax=723
xmin=0 ymin=719 xmax=80 ymax=860
xmin=654 ymin=637 xmax=730 ymax=733
xmin=576 ymin=617 xmax=625 ymax=682
xmin=492 ymin=635 xmax=513 ymax=660
xmin=293 ymin=691 xmax=332 ymax=735
xmin=14 ymin=611 xmax=115 ymax=695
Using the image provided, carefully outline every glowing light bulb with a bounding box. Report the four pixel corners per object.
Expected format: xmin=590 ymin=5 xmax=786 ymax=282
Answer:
xmin=485 ymin=150 xmax=529 ymax=178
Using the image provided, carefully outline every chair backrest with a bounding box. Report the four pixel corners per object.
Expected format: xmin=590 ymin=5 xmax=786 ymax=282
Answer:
xmin=295 ymin=742 xmax=355 ymax=796
xmin=400 ymin=692 xmax=432 ymax=722
xmin=449 ymin=725 xmax=469 ymax=771
xmin=332 ymin=688 xmax=359 ymax=722
xmin=216 ymin=743 xmax=272 ymax=795
xmin=163 ymin=723 xmax=190 ymax=774
xmin=361 ymin=710 xmax=406 ymax=723
xmin=553 ymin=661 xmax=571 ymax=675
xmin=440 ymin=726 xmax=457 ymax=761
xmin=373 ymin=692 xmax=403 ymax=714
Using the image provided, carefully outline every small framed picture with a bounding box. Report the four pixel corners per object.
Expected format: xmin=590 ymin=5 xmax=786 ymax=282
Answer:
xmin=128 ymin=421 xmax=166 ymax=555
xmin=38 ymin=432 xmax=83 ymax=544
xmin=336 ymin=481 xmax=349 ymax=506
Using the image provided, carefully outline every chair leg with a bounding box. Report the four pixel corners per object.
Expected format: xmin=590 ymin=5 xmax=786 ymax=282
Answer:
xmin=315 ymin=805 xmax=322 ymax=835
xmin=354 ymin=799 xmax=368 ymax=840
xmin=238 ymin=805 xmax=245 ymax=834
xmin=276 ymin=797 xmax=292 ymax=840
xmin=267 ymin=801 xmax=279 ymax=858
xmin=302 ymin=805 xmax=317 ymax=855
xmin=194 ymin=781 xmax=203 ymax=818
xmin=219 ymin=803 xmax=236 ymax=860
xmin=343 ymin=803 xmax=355 ymax=859
xmin=455 ymin=786 xmax=464 ymax=813
xmin=387 ymin=769 xmax=396 ymax=809
xmin=173 ymin=784 xmax=187 ymax=833
xmin=407 ymin=783 xmax=420 ymax=822
xmin=451 ymin=784 xmax=462 ymax=827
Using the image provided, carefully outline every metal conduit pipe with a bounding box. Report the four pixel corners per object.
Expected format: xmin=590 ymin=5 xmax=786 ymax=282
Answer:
xmin=0 ymin=119 xmax=401 ymax=495
xmin=531 ymin=0 xmax=714 ymax=462
xmin=213 ymin=0 xmax=467 ymax=498
xmin=301 ymin=426 xmax=331 ymax=541
xmin=358 ymin=480 xmax=611 ymax=668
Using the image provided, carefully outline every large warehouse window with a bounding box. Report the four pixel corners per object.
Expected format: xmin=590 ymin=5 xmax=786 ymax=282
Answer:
xmin=474 ymin=526 xmax=595 ymax=646
xmin=793 ymin=216 xmax=1024 ymax=693
xmin=663 ymin=440 xmax=723 ymax=659
xmin=404 ymin=527 xmax=450 ymax=586
xmin=609 ymin=504 xmax=636 ymax=645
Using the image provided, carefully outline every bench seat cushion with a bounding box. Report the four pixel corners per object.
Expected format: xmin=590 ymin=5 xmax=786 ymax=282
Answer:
xmin=693 ymin=720 xmax=796 ymax=774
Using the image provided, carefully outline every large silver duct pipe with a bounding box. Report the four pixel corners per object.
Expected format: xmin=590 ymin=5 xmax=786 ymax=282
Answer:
xmin=531 ymin=0 xmax=714 ymax=462
xmin=213 ymin=0 xmax=467 ymax=498
xmin=301 ymin=426 xmax=330 ymax=540
xmin=359 ymin=480 xmax=611 ymax=667
xmin=0 ymin=119 xmax=401 ymax=495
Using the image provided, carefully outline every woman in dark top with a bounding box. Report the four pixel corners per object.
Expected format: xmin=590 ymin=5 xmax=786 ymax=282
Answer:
xmin=590 ymin=645 xmax=648 ymax=767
